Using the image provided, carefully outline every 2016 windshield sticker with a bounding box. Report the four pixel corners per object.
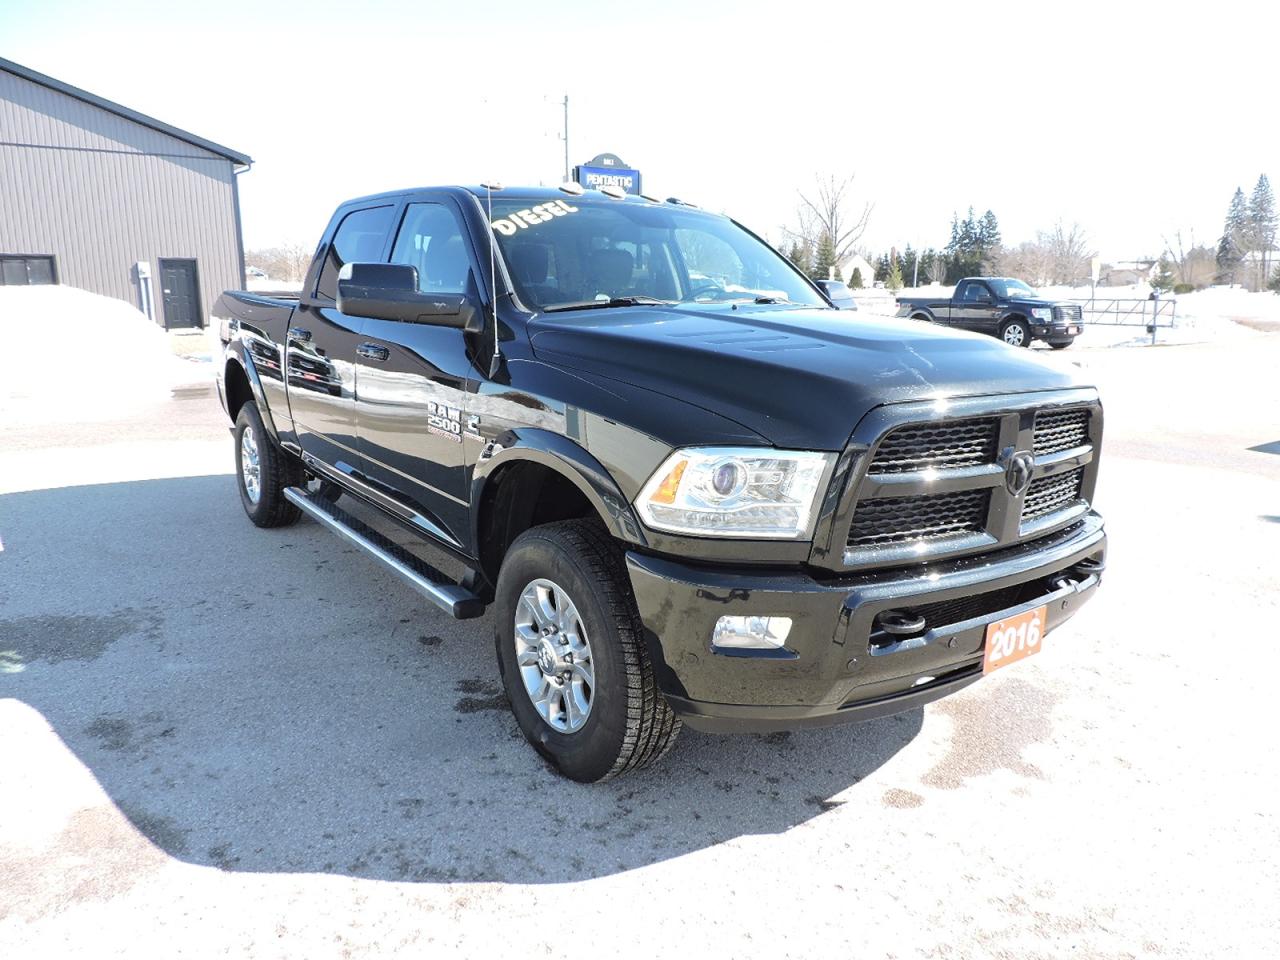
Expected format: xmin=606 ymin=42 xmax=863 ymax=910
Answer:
xmin=490 ymin=200 xmax=579 ymax=236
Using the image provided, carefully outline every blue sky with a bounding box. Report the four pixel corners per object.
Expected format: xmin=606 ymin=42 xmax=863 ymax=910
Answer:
xmin=4 ymin=0 xmax=1277 ymax=259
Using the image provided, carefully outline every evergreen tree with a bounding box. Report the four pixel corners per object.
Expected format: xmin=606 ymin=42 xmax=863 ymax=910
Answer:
xmin=900 ymin=244 xmax=917 ymax=286
xmin=811 ymin=232 xmax=837 ymax=281
xmin=788 ymin=241 xmax=813 ymax=277
xmin=875 ymin=253 xmax=891 ymax=282
xmin=1217 ymin=187 xmax=1249 ymax=284
xmin=1269 ymin=263 xmax=1280 ymax=294
xmin=978 ymin=210 xmax=1001 ymax=251
xmin=849 ymin=267 xmax=864 ymax=289
xmin=1152 ymin=256 xmax=1176 ymax=293
xmin=886 ymin=258 xmax=904 ymax=292
xmin=1248 ymin=174 xmax=1278 ymax=290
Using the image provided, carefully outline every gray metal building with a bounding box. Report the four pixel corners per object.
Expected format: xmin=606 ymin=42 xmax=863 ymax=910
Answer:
xmin=0 ymin=56 xmax=249 ymax=329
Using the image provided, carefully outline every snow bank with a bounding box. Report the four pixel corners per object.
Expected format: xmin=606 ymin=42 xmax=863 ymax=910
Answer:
xmin=0 ymin=285 xmax=209 ymax=421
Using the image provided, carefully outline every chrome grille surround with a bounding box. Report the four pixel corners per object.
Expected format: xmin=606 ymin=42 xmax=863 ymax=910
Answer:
xmin=812 ymin=389 xmax=1102 ymax=572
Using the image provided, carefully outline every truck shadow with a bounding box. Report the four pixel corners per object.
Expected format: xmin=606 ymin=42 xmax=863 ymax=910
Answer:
xmin=3 ymin=475 xmax=923 ymax=884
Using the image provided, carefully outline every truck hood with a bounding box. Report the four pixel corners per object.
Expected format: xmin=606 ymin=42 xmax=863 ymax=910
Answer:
xmin=528 ymin=304 xmax=1088 ymax=450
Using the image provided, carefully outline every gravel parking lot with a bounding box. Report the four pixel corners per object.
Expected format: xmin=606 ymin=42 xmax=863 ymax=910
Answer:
xmin=2 ymin=335 xmax=1278 ymax=958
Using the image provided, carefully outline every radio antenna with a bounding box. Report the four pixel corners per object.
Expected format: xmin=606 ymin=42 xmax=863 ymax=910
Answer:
xmin=482 ymin=181 xmax=503 ymax=379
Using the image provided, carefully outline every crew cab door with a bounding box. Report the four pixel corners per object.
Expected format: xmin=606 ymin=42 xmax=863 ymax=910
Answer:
xmin=952 ymin=279 xmax=999 ymax=333
xmin=287 ymin=203 xmax=397 ymax=473
xmin=353 ymin=197 xmax=478 ymax=548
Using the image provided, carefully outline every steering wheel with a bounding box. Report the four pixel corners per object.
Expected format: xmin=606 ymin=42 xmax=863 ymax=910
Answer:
xmin=684 ymin=281 xmax=724 ymax=301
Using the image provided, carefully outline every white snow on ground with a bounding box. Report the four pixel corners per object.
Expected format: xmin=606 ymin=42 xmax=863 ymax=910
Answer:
xmin=0 ymin=286 xmax=212 ymax=422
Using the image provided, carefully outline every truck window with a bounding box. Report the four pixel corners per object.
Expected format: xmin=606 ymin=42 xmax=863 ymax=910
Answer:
xmin=390 ymin=203 xmax=472 ymax=295
xmin=958 ymin=281 xmax=989 ymax=302
xmin=315 ymin=205 xmax=396 ymax=300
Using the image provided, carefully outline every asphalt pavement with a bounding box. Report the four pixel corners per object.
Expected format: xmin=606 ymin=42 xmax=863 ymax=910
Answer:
xmin=2 ymin=334 xmax=1277 ymax=958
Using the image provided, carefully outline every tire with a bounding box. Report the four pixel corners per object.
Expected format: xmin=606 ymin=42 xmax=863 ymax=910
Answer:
xmin=1048 ymin=340 xmax=1073 ymax=350
xmin=234 ymin=401 xmax=303 ymax=528
xmin=494 ymin=519 xmax=681 ymax=782
xmin=1000 ymin=318 xmax=1031 ymax=348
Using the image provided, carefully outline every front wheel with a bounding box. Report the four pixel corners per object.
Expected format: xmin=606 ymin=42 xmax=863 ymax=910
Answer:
xmin=494 ymin=520 xmax=681 ymax=782
xmin=234 ymin=401 xmax=303 ymax=527
xmin=1000 ymin=318 xmax=1031 ymax=348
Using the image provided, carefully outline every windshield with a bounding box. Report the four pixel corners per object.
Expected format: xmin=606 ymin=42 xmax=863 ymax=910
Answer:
xmin=486 ymin=196 xmax=826 ymax=312
xmin=989 ymin=278 xmax=1038 ymax=299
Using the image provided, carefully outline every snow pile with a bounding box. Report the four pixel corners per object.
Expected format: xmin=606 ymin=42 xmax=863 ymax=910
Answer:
xmin=0 ymin=285 xmax=207 ymax=420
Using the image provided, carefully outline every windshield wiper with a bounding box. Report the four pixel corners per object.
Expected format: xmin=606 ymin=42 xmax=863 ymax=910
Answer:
xmin=752 ymin=296 xmax=793 ymax=304
xmin=543 ymin=296 xmax=675 ymax=313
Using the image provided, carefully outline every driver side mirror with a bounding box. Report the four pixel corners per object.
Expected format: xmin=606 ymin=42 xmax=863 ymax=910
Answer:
xmin=814 ymin=279 xmax=859 ymax=311
xmin=337 ymin=262 xmax=480 ymax=330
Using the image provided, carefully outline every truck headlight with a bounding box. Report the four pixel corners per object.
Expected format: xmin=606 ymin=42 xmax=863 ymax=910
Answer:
xmin=1031 ymin=308 xmax=1052 ymax=321
xmin=635 ymin=448 xmax=834 ymax=539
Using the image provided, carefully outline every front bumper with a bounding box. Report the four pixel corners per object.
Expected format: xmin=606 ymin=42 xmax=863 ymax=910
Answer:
xmin=1032 ymin=321 xmax=1081 ymax=340
xmin=626 ymin=513 xmax=1105 ymax=732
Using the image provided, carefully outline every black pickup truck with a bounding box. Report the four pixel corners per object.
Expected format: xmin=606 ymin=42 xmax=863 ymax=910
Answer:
xmin=215 ymin=185 xmax=1106 ymax=781
xmin=896 ymin=277 xmax=1084 ymax=349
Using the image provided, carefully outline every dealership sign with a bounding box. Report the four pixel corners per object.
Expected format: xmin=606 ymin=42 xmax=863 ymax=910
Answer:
xmin=574 ymin=152 xmax=641 ymax=195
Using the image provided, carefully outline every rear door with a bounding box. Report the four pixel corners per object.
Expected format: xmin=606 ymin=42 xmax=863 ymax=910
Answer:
xmin=952 ymin=280 xmax=999 ymax=333
xmin=353 ymin=196 xmax=478 ymax=548
xmin=287 ymin=203 xmax=396 ymax=473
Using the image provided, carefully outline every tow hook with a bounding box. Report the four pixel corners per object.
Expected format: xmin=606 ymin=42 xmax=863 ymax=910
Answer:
xmin=874 ymin=610 xmax=927 ymax=637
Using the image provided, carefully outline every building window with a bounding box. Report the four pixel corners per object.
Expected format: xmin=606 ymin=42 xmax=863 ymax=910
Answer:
xmin=0 ymin=255 xmax=57 ymax=285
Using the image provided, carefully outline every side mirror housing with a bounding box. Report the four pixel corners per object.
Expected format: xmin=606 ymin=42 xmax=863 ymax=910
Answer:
xmin=337 ymin=262 xmax=478 ymax=329
xmin=814 ymin=279 xmax=859 ymax=311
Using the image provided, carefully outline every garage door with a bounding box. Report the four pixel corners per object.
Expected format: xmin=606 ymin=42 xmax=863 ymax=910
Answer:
xmin=0 ymin=255 xmax=57 ymax=285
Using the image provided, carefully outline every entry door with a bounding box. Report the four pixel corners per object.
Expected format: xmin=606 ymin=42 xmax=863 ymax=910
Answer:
xmin=952 ymin=279 xmax=997 ymax=333
xmin=287 ymin=204 xmax=397 ymax=473
xmin=355 ymin=199 xmax=476 ymax=547
xmin=159 ymin=259 xmax=201 ymax=328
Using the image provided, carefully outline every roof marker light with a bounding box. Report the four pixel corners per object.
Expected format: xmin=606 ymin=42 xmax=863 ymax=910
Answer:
xmin=559 ymin=181 xmax=585 ymax=196
xmin=480 ymin=181 xmax=503 ymax=191
xmin=600 ymin=185 xmax=627 ymax=200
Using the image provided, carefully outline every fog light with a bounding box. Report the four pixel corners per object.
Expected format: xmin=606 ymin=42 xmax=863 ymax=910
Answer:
xmin=712 ymin=615 xmax=793 ymax=650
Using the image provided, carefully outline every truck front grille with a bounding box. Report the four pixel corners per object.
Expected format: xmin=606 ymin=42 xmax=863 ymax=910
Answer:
xmin=1021 ymin=468 xmax=1085 ymax=521
xmin=837 ymin=393 xmax=1101 ymax=570
xmin=1053 ymin=304 xmax=1083 ymax=322
xmin=847 ymin=488 xmax=989 ymax=548
xmin=868 ymin=418 xmax=999 ymax=474
xmin=1033 ymin=408 xmax=1091 ymax=455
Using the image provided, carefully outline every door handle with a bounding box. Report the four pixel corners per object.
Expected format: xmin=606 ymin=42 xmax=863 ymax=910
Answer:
xmin=288 ymin=326 xmax=312 ymax=342
xmin=357 ymin=342 xmax=390 ymax=362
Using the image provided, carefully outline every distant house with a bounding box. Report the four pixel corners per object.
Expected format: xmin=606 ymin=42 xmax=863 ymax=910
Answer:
xmin=0 ymin=56 xmax=249 ymax=328
xmin=1100 ymin=260 xmax=1156 ymax=286
xmin=838 ymin=254 xmax=876 ymax=288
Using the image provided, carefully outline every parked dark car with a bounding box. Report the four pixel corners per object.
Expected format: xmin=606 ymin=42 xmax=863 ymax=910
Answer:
xmin=896 ymin=277 xmax=1083 ymax=349
xmin=215 ymin=186 xmax=1106 ymax=781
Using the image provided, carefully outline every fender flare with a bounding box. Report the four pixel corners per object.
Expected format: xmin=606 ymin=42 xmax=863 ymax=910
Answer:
xmin=224 ymin=345 xmax=280 ymax=442
xmin=469 ymin=428 xmax=648 ymax=549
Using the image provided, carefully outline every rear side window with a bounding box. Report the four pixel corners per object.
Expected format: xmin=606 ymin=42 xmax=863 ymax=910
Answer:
xmin=389 ymin=203 xmax=473 ymax=294
xmin=315 ymin=205 xmax=395 ymax=300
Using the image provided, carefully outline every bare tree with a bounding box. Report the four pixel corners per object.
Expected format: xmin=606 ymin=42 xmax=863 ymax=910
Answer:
xmin=926 ymin=252 xmax=948 ymax=284
xmin=786 ymin=174 xmax=874 ymax=267
xmin=1038 ymin=221 xmax=1094 ymax=285
xmin=245 ymin=244 xmax=313 ymax=282
xmin=1163 ymin=230 xmax=1217 ymax=289
xmin=993 ymin=242 xmax=1055 ymax=286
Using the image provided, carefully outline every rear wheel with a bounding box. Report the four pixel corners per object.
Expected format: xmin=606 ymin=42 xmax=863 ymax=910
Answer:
xmin=1000 ymin=318 xmax=1031 ymax=347
xmin=494 ymin=519 xmax=681 ymax=782
xmin=234 ymin=401 xmax=303 ymax=527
